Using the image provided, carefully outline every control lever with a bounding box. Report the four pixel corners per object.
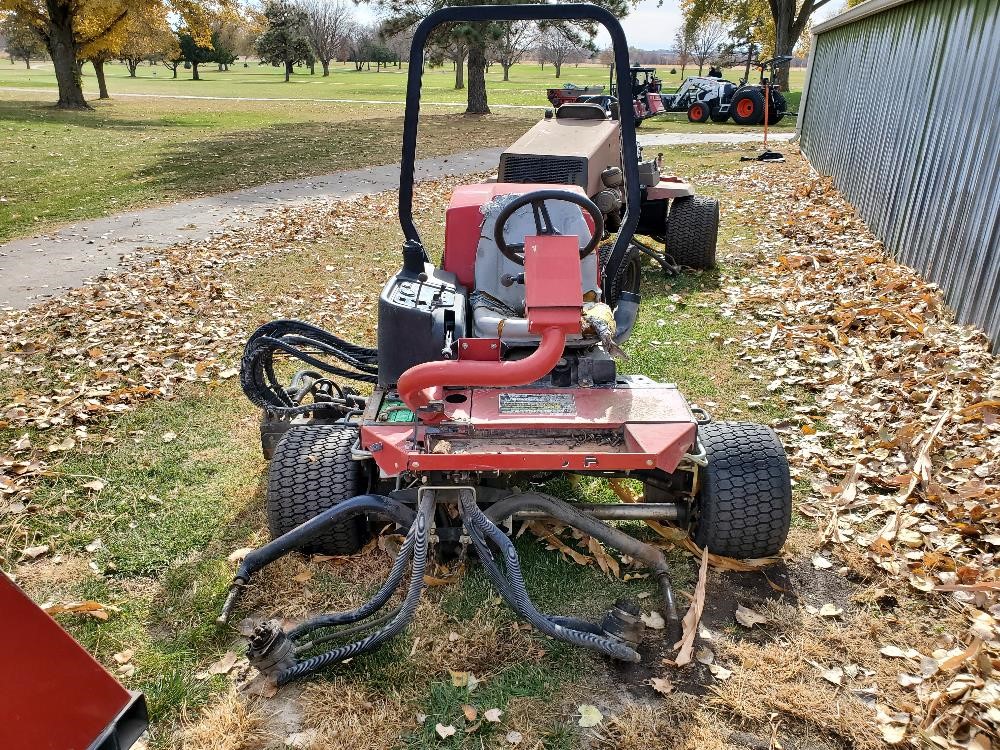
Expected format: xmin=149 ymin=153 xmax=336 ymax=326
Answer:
xmin=501 ymin=273 xmax=525 ymax=287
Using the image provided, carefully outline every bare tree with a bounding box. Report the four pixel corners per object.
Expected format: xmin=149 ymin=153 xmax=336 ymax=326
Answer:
xmin=673 ymin=24 xmax=695 ymax=78
xmin=537 ymin=27 xmax=586 ymax=79
xmin=298 ymin=0 xmax=354 ymax=76
xmin=489 ymin=20 xmax=536 ymax=81
xmin=690 ymin=16 xmax=728 ymax=75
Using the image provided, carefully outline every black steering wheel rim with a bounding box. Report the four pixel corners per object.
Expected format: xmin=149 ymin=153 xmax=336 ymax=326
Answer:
xmin=492 ymin=189 xmax=605 ymax=266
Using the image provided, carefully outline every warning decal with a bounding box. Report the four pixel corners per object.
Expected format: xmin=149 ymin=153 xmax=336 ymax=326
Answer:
xmin=498 ymin=393 xmax=576 ymax=415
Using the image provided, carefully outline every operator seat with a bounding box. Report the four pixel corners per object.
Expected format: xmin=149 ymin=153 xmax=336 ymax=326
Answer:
xmin=471 ymin=193 xmax=599 ymax=342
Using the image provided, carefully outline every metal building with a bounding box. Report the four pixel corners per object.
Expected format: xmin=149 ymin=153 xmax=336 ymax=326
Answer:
xmin=798 ymin=0 xmax=1000 ymax=344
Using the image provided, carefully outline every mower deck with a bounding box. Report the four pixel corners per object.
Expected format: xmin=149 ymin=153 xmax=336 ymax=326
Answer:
xmin=361 ymin=376 xmax=698 ymax=475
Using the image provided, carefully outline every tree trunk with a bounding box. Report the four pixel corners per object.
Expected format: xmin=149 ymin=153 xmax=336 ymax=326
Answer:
xmin=308 ymin=60 xmax=315 ymax=74
xmin=554 ymin=61 xmax=562 ymax=78
xmin=192 ymin=62 xmax=200 ymax=80
xmin=285 ymin=60 xmax=293 ymax=81
xmin=92 ymin=59 xmax=109 ymax=99
xmin=24 ymin=58 xmax=31 ymax=69
xmin=322 ymin=59 xmax=330 ymax=76
xmin=454 ymin=54 xmax=465 ymax=89
xmin=172 ymin=64 xmax=178 ymax=78
xmin=465 ymin=39 xmax=489 ymax=114
xmin=502 ymin=62 xmax=510 ymax=81
xmin=128 ymin=60 xmax=138 ymax=77
xmin=772 ymin=1 xmax=797 ymax=90
xmin=698 ymin=62 xmax=704 ymax=74
xmin=681 ymin=63 xmax=686 ymax=78
xmin=45 ymin=3 xmax=89 ymax=109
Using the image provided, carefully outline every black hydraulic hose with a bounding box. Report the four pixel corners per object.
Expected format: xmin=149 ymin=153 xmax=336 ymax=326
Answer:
xmin=294 ymin=608 xmax=400 ymax=653
xmin=458 ymin=493 xmax=641 ymax=662
xmin=240 ymin=319 xmax=379 ymax=411
xmin=217 ymin=495 xmax=415 ymax=625
xmin=274 ymin=493 xmax=434 ymax=685
xmin=486 ymin=492 xmax=679 ymax=627
xmin=287 ymin=525 xmax=418 ymax=640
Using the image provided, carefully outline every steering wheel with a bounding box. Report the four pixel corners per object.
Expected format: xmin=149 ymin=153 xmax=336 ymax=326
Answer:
xmin=492 ymin=189 xmax=605 ymax=266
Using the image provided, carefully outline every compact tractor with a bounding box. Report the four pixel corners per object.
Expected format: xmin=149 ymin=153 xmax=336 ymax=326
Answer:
xmin=219 ymin=3 xmax=792 ymax=689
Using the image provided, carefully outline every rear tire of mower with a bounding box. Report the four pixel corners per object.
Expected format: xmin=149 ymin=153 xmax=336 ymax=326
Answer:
xmin=267 ymin=425 xmax=370 ymax=555
xmin=665 ymin=196 xmax=719 ymax=269
xmin=693 ymin=421 xmax=792 ymax=559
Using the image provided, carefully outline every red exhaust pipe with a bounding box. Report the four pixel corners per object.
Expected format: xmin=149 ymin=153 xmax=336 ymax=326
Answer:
xmin=398 ymin=326 xmax=568 ymax=420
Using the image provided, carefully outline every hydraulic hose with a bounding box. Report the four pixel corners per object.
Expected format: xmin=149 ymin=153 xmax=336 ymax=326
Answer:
xmin=274 ymin=493 xmax=434 ymax=685
xmin=458 ymin=492 xmax=641 ymax=662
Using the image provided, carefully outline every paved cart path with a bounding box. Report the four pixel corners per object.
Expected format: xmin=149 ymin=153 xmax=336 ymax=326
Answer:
xmin=0 ymin=132 xmax=794 ymax=310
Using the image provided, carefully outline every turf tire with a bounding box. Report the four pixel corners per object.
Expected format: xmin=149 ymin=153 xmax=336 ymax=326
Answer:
xmin=709 ymin=106 xmax=730 ymax=123
xmin=731 ymin=87 xmax=765 ymax=125
xmin=665 ymin=196 xmax=719 ymax=269
xmin=267 ymin=425 xmax=370 ymax=555
xmin=692 ymin=421 xmax=792 ymax=558
xmin=599 ymin=242 xmax=642 ymax=307
xmin=687 ymin=101 xmax=711 ymax=123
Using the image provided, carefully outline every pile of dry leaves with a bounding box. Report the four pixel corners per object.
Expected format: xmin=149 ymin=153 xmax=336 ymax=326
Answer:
xmin=0 ymin=175 xmax=468 ymax=557
xmin=714 ymin=154 xmax=999 ymax=748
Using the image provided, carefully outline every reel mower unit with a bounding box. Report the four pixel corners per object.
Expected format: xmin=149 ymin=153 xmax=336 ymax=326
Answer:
xmin=219 ymin=3 xmax=792 ymax=689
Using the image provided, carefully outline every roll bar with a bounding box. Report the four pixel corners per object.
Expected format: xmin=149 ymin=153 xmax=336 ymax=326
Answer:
xmin=398 ymin=3 xmax=640 ymax=290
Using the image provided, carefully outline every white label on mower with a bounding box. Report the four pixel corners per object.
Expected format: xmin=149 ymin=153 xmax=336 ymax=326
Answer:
xmin=499 ymin=393 xmax=576 ymax=415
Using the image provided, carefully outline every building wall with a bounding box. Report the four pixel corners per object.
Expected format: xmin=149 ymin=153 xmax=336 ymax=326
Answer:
xmin=799 ymin=0 xmax=1000 ymax=343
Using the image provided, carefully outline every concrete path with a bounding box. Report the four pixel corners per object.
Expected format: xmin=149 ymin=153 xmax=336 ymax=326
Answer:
xmin=0 ymin=148 xmax=503 ymax=309
xmin=0 ymin=131 xmax=793 ymax=310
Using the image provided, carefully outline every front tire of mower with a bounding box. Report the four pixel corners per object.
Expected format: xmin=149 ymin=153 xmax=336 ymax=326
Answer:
xmin=267 ymin=425 xmax=370 ymax=555
xmin=692 ymin=422 xmax=792 ymax=559
xmin=665 ymin=196 xmax=719 ymax=269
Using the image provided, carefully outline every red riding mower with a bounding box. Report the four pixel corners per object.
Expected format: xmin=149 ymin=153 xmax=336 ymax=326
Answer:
xmin=217 ymin=3 xmax=792 ymax=689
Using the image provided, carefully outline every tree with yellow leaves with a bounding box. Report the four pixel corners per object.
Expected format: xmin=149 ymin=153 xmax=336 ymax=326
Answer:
xmin=0 ymin=0 xmax=218 ymax=108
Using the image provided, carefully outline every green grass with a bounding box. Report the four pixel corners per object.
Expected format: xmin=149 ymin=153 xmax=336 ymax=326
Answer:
xmin=1 ymin=145 xmax=805 ymax=746
xmin=1 ymin=58 xmax=806 ymax=106
xmin=0 ymin=92 xmax=533 ymax=241
xmin=0 ymin=58 xmax=800 ymax=242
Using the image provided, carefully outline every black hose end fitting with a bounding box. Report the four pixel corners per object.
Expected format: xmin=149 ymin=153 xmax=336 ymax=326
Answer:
xmin=601 ymin=598 xmax=644 ymax=647
xmin=247 ymin=620 xmax=296 ymax=678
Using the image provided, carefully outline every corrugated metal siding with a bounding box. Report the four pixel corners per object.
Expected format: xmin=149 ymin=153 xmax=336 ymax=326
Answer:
xmin=800 ymin=0 xmax=1000 ymax=343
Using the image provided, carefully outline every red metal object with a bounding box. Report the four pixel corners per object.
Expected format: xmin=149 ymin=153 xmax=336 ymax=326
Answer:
xmin=443 ymin=183 xmax=595 ymax=289
xmin=398 ymin=235 xmax=583 ymax=420
xmin=0 ymin=573 xmax=147 ymax=750
xmin=457 ymin=337 xmax=501 ymax=361
xmin=361 ymin=384 xmax=696 ymax=475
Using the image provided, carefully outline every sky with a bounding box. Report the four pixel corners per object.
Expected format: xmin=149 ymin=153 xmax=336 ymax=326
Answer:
xmin=353 ymin=0 xmax=845 ymax=53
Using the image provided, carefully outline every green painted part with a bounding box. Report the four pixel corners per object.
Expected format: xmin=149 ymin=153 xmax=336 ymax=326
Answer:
xmin=378 ymin=400 xmax=416 ymax=423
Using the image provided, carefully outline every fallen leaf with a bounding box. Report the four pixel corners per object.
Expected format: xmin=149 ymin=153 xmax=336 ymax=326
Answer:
xmin=671 ymin=546 xmax=709 ymax=666
xmin=20 ymin=544 xmax=50 ymax=561
xmin=577 ymin=704 xmax=603 ymax=728
xmin=649 ymin=677 xmax=673 ymax=695
xmin=285 ymin=729 xmax=319 ymax=748
xmin=228 ymin=547 xmax=254 ymax=563
xmin=435 ymin=724 xmax=456 ymax=739
xmin=85 ymin=538 xmax=103 ymax=553
xmin=506 ymin=731 xmax=523 ymax=745
xmin=708 ymin=663 xmax=732 ymax=680
xmin=695 ymin=646 xmax=714 ymax=665
xmin=735 ymin=605 xmax=768 ymax=628
xmin=811 ymin=554 xmax=833 ymax=569
xmin=462 ymin=704 xmax=477 ymax=721
xmin=292 ymin=568 xmax=313 ymax=583
xmin=82 ymin=479 xmax=105 ymax=492
xmin=113 ymin=648 xmax=135 ymax=665
xmin=484 ymin=708 xmax=503 ymax=723
xmin=161 ymin=431 xmax=176 ymax=443
xmin=207 ymin=651 xmax=239 ymax=676
xmin=818 ymin=603 xmax=843 ymax=618
xmin=641 ymin=610 xmax=665 ymax=630
xmin=219 ymin=368 xmax=239 ymax=379
xmin=822 ymin=666 xmax=844 ymax=685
